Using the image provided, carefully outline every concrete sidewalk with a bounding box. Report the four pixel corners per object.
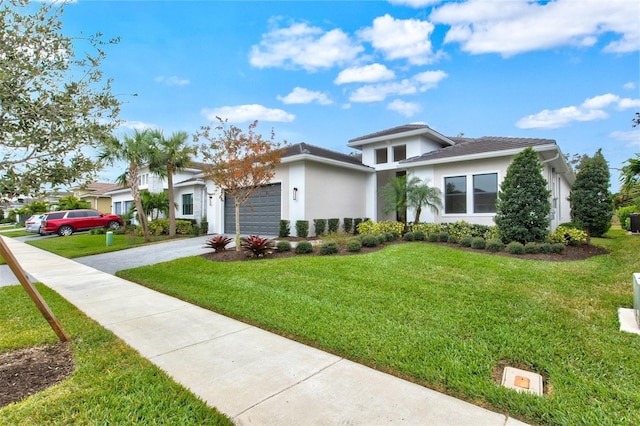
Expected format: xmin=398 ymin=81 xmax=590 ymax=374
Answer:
xmin=2 ymin=236 xmax=527 ymax=425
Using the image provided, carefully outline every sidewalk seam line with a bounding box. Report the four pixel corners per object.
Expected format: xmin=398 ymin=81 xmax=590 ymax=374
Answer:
xmin=232 ymin=357 xmax=345 ymax=420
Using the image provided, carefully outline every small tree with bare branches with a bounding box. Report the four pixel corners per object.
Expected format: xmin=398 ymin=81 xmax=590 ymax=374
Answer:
xmin=196 ymin=118 xmax=285 ymax=251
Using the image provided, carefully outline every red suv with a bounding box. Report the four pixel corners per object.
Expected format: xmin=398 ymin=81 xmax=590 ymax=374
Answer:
xmin=40 ymin=209 xmax=124 ymax=236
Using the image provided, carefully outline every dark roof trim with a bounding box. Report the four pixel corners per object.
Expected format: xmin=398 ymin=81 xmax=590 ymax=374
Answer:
xmin=282 ymin=142 xmax=370 ymax=169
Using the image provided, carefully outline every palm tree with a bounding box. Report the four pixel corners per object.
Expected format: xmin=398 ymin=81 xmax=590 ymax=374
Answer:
xmin=57 ymin=195 xmax=90 ymax=210
xmin=148 ymin=130 xmax=195 ymax=237
xmin=138 ymin=190 xmax=172 ymax=220
xmin=620 ymin=154 xmax=640 ymax=205
xmin=99 ymin=129 xmax=154 ymax=242
xmin=379 ymin=174 xmax=408 ymax=224
xmin=406 ymin=177 xmax=442 ymax=224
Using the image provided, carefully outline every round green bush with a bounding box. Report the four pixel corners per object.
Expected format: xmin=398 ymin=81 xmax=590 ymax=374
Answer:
xmin=276 ymin=241 xmax=292 ymax=252
xmin=471 ymin=237 xmax=486 ymax=249
xmin=377 ymin=234 xmax=386 ymax=245
xmin=427 ymin=233 xmax=439 ymax=242
xmin=550 ymin=243 xmax=565 ymax=254
xmin=438 ymin=232 xmax=450 ymax=242
xmin=524 ymin=243 xmax=540 ymax=254
xmin=506 ymin=241 xmax=525 ymax=254
xmin=459 ymin=236 xmax=473 ymax=247
xmin=539 ymin=243 xmax=552 ymax=254
xmin=486 ymin=239 xmax=503 ymax=252
xmin=346 ymin=238 xmax=362 ymax=252
xmin=403 ymin=232 xmax=415 ymax=241
xmin=295 ymin=241 xmax=313 ymax=254
xmin=361 ymin=234 xmax=379 ymax=247
xmin=413 ymin=230 xmax=425 ymax=241
xmin=384 ymin=232 xmax=395 ymax=242
xmin=447 ymin=234 xmax=459 ymax=244
xmin=320 ymin=241 xmax=339 ymax=255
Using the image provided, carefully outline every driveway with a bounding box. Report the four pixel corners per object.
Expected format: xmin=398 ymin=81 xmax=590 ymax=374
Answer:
xmin=1 ymin=235 xmax=217 ymax=286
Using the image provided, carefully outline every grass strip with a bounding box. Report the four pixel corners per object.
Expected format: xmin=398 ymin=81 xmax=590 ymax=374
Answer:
xmin=0 ymin=284 xmax=232 ymax=425
xmin=118 ymin=229 xmax=640 ymax=425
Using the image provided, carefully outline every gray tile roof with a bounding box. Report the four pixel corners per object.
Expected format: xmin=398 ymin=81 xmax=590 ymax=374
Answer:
xmin=348 ymin=124 xmax=429 ymax=143
xmin=283 ymin=142 xmax=365 ymax=166
xmin=402 ymin=136 xmax=557 ymax=163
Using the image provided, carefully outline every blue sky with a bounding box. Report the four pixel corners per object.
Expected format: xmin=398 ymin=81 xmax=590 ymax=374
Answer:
xmin=60 ymin=0 xmax=639 ymax=191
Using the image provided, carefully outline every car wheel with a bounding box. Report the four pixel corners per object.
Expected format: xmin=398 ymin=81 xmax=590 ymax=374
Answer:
xmin=108 ymin=221 xmax=121 ymax=230
xmin=58 ymin=225 xmax=73 ymax=236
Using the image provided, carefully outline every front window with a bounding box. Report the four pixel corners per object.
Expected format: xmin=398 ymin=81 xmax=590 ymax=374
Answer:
xmin=114 ymin=202 xmax=122 ymax=215
xmin=393 ymin=145 xmax=406 ymax=162
xmin=473 ymin=173 xmax=498 ymax=213
xmin=138 ymin=173 xmax=148 ymax=186
xmin=182 ymin=193 xmax=193 ymax=215
xmin=444 ymin=176 xmax=467 ymax=214
xmin=375 ymin=148 xmax=388 ymax=164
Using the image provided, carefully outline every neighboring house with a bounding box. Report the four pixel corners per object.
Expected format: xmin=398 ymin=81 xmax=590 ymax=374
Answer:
xmin=105 ymin=163 xmax=207 ymax=223
xmin=72 ymin=182 xmax=123 ymax=214
xmin=107 ymin=123 xmax=574 ymax=237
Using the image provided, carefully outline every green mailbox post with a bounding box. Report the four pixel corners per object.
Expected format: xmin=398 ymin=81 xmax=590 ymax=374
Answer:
xmin=106 ymin=231 xmax=113 ymax=246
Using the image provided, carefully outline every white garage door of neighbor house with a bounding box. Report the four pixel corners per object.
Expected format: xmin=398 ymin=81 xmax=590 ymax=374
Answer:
xmin=224 ymin=183 xmax=281 ymax=236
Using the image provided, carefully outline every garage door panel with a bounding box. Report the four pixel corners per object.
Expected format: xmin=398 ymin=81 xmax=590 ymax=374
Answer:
xmin=224 ymin=184 xmax=281 ymax=235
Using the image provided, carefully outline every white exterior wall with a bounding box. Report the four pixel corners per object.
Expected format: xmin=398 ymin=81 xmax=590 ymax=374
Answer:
xmin=298 ymin=162 xmax=369 ymax=235
xmin=430 ymin=157 xmax=509 ymax=227
xmin=360 ymin=136 xmax=443 ymax=169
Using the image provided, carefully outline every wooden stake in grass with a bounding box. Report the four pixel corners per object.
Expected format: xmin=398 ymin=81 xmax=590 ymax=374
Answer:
xmin=0 ymin=237 xmax=69 ymax=342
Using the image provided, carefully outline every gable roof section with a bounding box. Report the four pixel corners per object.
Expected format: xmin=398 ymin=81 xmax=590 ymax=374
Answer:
xmin=282 ymin=142 xmax=370 ymax=170
xmin=75 ymin=182 xmax=123 ymax=196
xmin=347 ymin=124 xmax=455 ymax=149
xmin=401 ymin=136 xmax=558 ymax=164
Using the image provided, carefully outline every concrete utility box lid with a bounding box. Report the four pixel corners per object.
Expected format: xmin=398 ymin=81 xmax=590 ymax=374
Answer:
xmin=501 ymin=367 xmax=543 ymax=396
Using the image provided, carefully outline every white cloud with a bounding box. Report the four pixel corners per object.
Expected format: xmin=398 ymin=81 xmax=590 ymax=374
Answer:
xmin=517 ymin=93 xmax=640 ymax=129
xmin=358 ymin=14 xmax=437 ymax=65
xmin=334 ymin=64 xmax=395 ymax=84
xmin=120 ymin=121 xmax=158 ymax=131
xmin=154 ymin=75 xmax=190 ymax=86
xmin=349 ymin=70 xmax=447 ymax=103
xmin=249 ymin=20 xmax=363 ymax=71
xmin=277 ymin=87 xmax=332 ymax=105
xmin=201 ymin=104 xmax=295 ymax=123
xmin=517 ymin=106 xmax=608 ymax=129
xmin=623 ymin=82 xmax=637 ymax=90
xmin=610 ymin=130 xmax=640 ymax=147
xmin=431 ymin=0 xmax=640 ymax=56
xmin=387 ymin=99 xmax=421 ymax=117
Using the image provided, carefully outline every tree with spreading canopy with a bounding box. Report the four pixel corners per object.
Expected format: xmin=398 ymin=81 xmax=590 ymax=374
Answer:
xmin=494 ymin=147 xmax=551 ymax=244
xmin=0 ymin=0 xmax=120 ymax=199
xmin=0 ymin=0 xmax=120 ymax=342
xmin=196 ymin=118 xmax=285 ymax=251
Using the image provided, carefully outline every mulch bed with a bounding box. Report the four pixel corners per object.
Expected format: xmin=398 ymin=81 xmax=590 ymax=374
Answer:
xmin=202 ymin=239 xmax=609 ymax=262
xmin=1 ymin=239 xmax=607 ymax=409
xmin=0 ymin=342 xmax=74 ymax=408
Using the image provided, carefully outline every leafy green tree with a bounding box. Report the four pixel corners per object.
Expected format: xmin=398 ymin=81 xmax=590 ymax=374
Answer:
xmin=148 ymin=130 xmax=196 ymax=237
xmin=380 ymin=175 xmax=408 ymax=223
xmin=99 ymin=130 xmax=154 ymax=242
xmin=196 ymin=119 xmax=284 ymax=251
xmin=0 ymin=0 xmax=120 ymax=199
xmin=24 ymin=201 xmax=48 ymax=215
xmin=569 ymin=149 xmax=613 ymax=241
xmin=406 ymin=177 xmax=442 ymax=224
xmin=57 ymin=196 xmax=90 ymax=211
xmin=494 ymin=147 xmax=551 ymax=244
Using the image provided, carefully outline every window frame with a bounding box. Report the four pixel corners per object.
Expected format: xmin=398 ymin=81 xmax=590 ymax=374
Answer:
xmin=443 ymin=172 xmax=499 ymax=216
xmin=182 ymin=193 xmax=194 ymax=216
xmin=472 ymin=173 xmax=498 ymax=214
xmin=392 ymin=145 xmax=406 ymax=162
xmin=444 ymin=176 xmax=467 ymax=214
xmin=375 ymin=148 xmax=388 ymax=164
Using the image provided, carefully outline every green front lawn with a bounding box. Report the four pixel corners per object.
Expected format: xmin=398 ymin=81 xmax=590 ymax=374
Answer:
xmin=118 ymin=229 xmax=640 ymax=425
xmin=0 ymin=284 xmax=232 ymax=425
xmin=25 ymin=233 xmax=175 ymax=258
